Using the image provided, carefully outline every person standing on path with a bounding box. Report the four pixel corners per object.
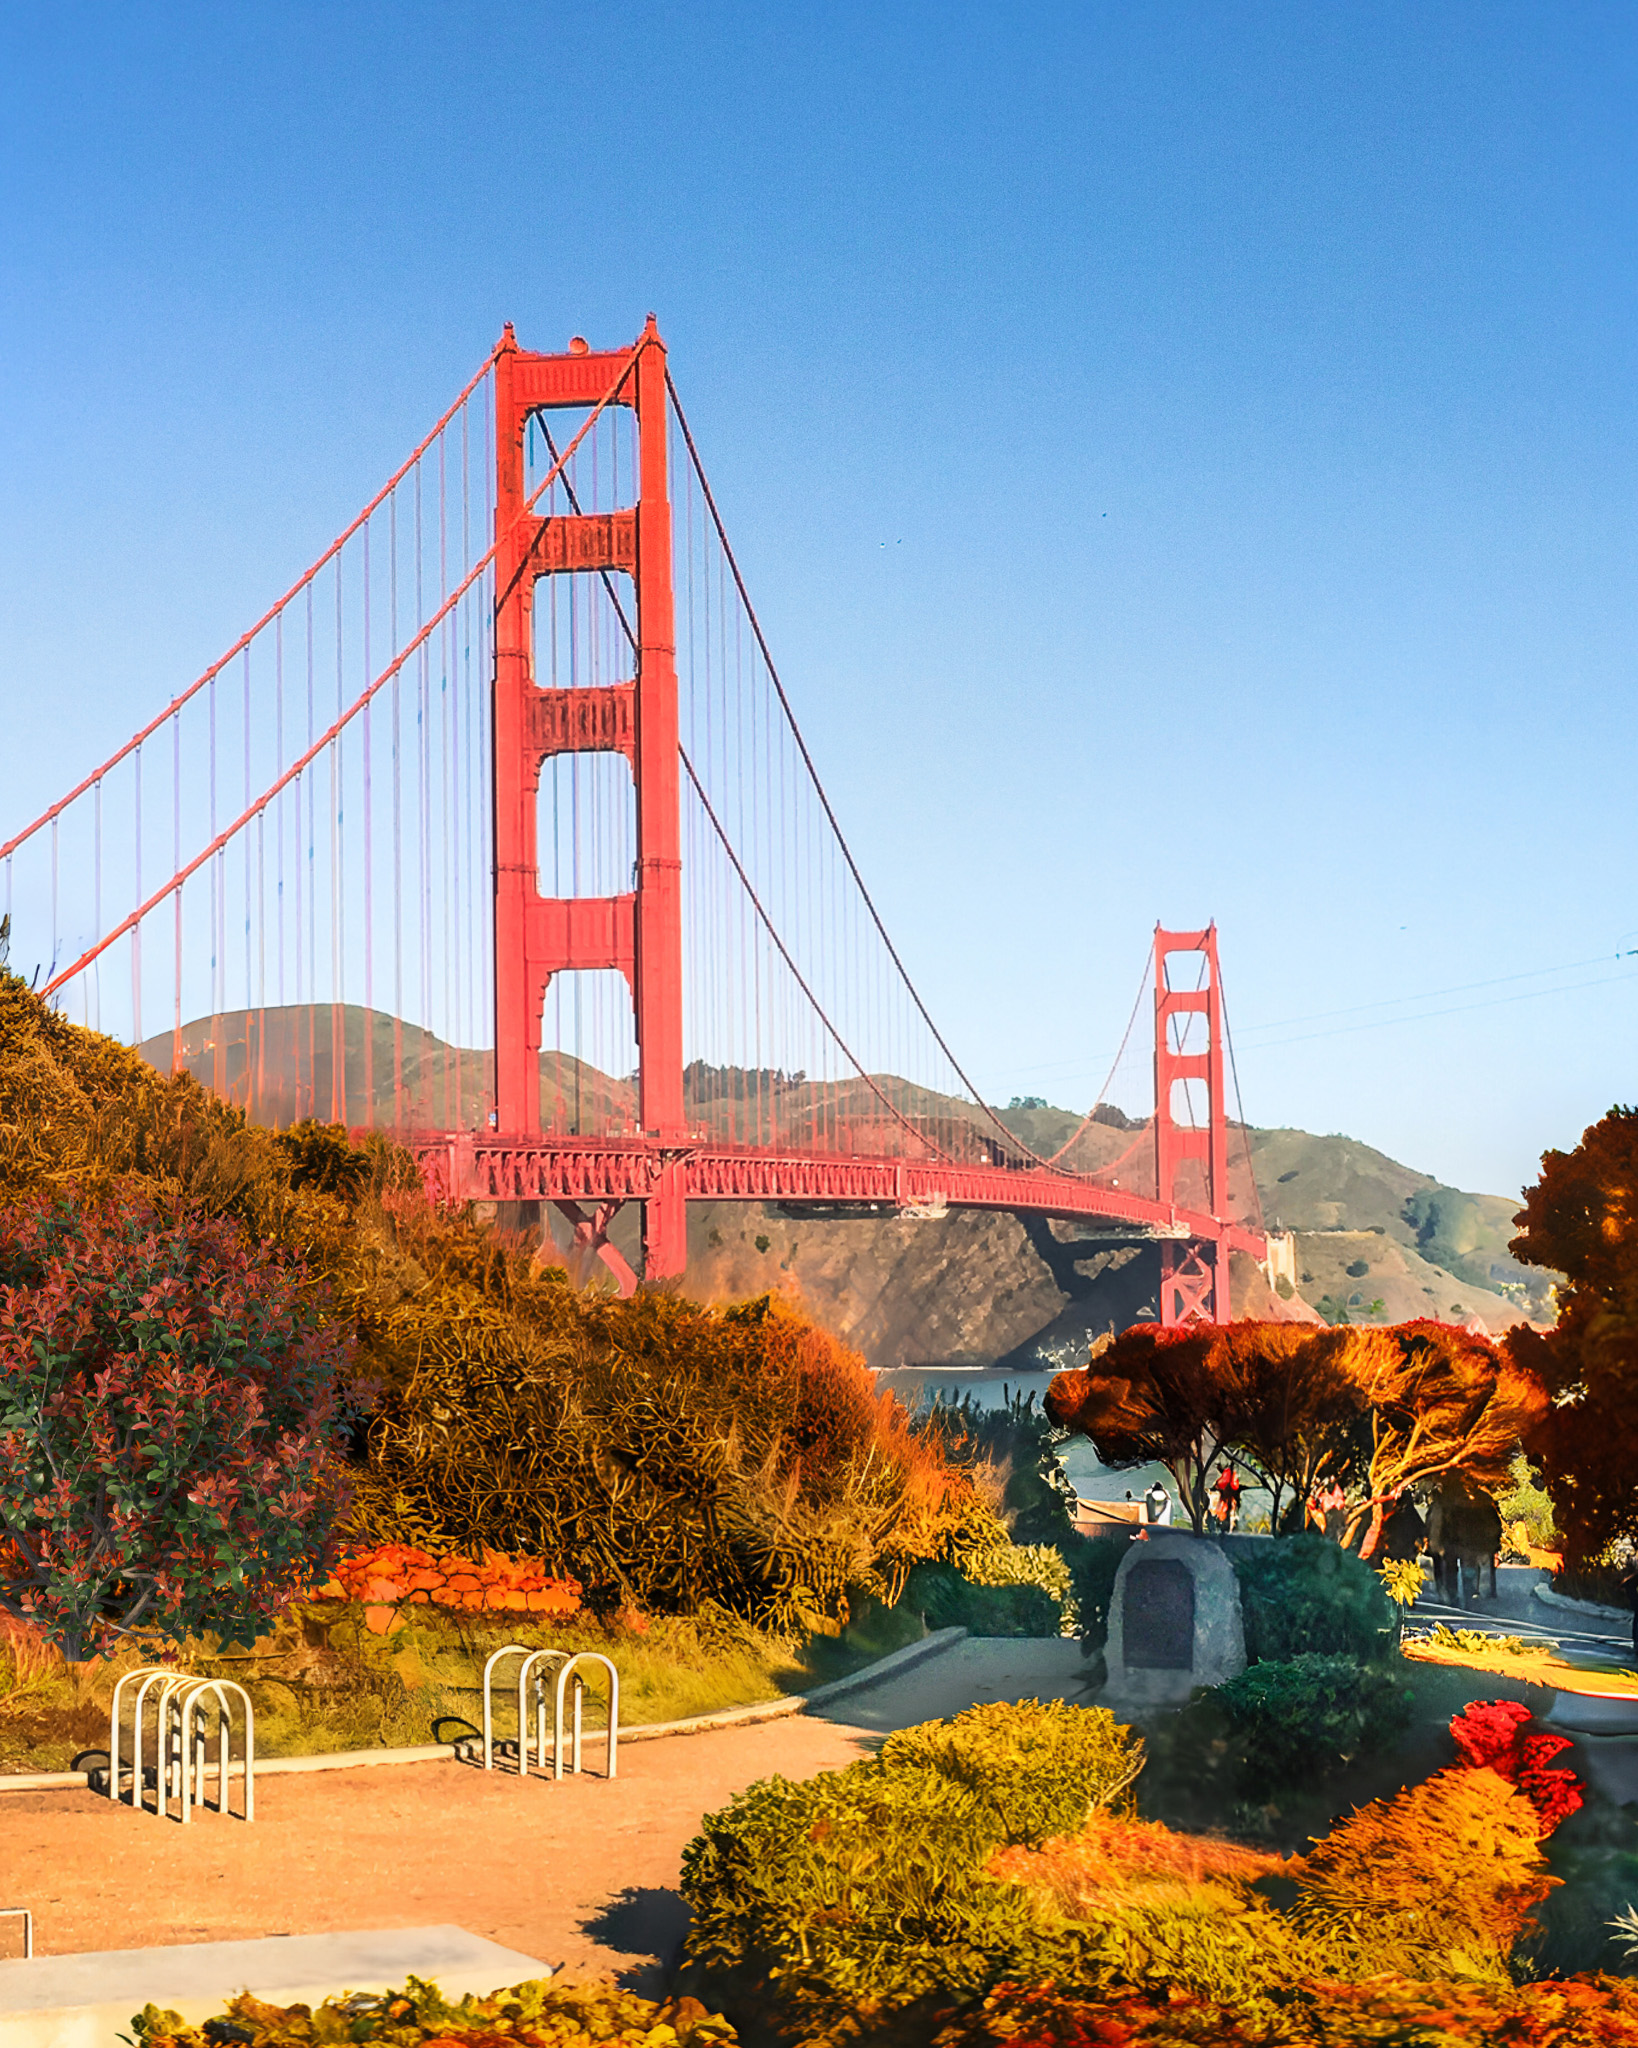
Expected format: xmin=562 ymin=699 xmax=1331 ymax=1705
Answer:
xmin=1212 ymin=1462 xmax=1243 ymax=1532
xmin=1143 ymin=1479 xmax=1173 ymax=1527
xmin=1621 ymin=1558 xmax=1638 ymax=1667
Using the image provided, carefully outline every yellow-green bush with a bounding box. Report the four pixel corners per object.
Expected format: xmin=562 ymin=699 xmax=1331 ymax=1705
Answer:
xmin=879 ymin=1700 xmax=1144 ymax=1839
xmin=679 ymin=1701 xmax=1150 ymax=2038
xmin=959 ymin=1542 xmax=1076 ymax=1630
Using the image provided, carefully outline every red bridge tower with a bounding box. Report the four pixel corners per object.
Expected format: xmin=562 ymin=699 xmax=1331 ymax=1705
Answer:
xmin=1153 ymin=923 xmax=1230 ymax=1325
xmin=491 ymin=320 xmax=688 ymax=1278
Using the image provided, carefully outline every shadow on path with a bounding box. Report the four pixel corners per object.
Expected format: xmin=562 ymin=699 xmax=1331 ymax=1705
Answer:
xmin=577 ymin=1886 xmax=691 ymax=1995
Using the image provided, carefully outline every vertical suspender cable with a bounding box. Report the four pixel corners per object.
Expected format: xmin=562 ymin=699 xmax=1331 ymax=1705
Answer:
xmin=130 ymin=755 xmax=141 ymax=1044
xmin=390 ymin=489 xmax=405 ymax=1126
xmin=332 ymin=564 xmax=346 ymax=1122
xmin=92 ymin=779 xmax=101 ymax=1031
xmin=362 ymin=523 xmax=375 ymax=1128
xmin=275 ymin=616 xmax=285 ymax=1013
xmin=439 ymin=431 xmax=454 ymax=1127
xmin=172 ymin=714 xmax=182 ymax=1069
xmin=306 ymin=583 xmax=317 ymax=1118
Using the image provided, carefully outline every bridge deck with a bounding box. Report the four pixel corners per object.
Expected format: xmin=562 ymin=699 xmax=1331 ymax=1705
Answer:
xmin=409 ymin=1134 xmax=1267 ymax=1262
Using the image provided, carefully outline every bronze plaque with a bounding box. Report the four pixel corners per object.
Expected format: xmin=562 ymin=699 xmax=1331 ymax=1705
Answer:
xmin=1123 ymin=1558 xmax=1195 ymax=1670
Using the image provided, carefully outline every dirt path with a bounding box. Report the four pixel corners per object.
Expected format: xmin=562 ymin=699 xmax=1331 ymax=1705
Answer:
xmin=2 ymin=1716 xmax=868 ymax=1991
xmin=0 ymin=1639 xmax=1094 ymax=1992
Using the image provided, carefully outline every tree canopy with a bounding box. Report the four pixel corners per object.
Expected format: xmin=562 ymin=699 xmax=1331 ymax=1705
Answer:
xmin=1047 ymin=1318 xmax=1544 ymax=1551
xmin=1505 ymin=1106 xmax=1638 ymax=1567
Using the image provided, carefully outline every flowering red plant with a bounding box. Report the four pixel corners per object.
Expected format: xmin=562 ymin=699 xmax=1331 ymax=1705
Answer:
xmin=1450 ymin=1697 xmax=1585 ymax=1834
xmin=315 ymin=1542 xmax=581 ymax=1634
xmin=0 ymin=1189 xmax=351 ymax=1660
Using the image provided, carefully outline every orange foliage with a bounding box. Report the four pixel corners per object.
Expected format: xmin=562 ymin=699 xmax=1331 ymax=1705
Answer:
xmin=1048 ymin=1318 xmax=1546 ymax=1550
xmin=315 ymin=1543 xmax=581 ymax=1634
xmin=1292 ymin=1763 xmax=1556 ymax=1967
xmin=987 ymin=1806 xmax=1282 ymax=1917
xmin=1509 ymin=1106 xmax=1638 ymax=1566
xmin=936 ymin=1973 xmax=1638 ymax=2047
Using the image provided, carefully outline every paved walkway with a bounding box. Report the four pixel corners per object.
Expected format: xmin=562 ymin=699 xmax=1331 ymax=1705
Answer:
xmin=1412 ymin=1565 xmax=1635 ymax=1669
xmin=0 ymin=1639 xmax=1092 ymax=1992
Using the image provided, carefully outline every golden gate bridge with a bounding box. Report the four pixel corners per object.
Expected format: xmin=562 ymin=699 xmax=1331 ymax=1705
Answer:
xmin=2 ymin=320 xmax=1267 ymax=1320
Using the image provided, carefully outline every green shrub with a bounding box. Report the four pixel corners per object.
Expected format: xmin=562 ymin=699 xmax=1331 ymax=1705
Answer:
xmin=678 ymin=1700 xmax=1142 ymax=2035
xmin=880 ymin=1698 xmax=1145 ymax=1840
xmin=679 ymin=1759 xmax=1083 ymax=2034
xmin=960 ymin=1541 xmax=1074 ymax=1628
xmin=1233 ymin=1531 xmax=1397 ymax=1664
xmin=904 ymin=1559 xmax=1061 ymax=1638
xmin=1213 ymin=1652 xmax=1413 ymax=1794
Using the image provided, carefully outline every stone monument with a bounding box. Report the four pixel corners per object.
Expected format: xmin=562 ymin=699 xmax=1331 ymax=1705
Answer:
xmin=1102 ymin=1529 xmax=1246 ymax=1705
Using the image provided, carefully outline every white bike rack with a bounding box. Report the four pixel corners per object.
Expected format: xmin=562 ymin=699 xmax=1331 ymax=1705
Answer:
xmin=108 ymin=1666 xmax=255 ymax=1822
xmin=475 ymin=1644 xmax=619 ymax=1781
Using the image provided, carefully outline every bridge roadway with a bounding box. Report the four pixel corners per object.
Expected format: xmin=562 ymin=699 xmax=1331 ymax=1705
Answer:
xmin=410 ymin=1132 xmax=1268 ymax=1263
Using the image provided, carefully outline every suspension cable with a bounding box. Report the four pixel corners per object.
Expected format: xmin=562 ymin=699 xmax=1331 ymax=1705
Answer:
xmin=666 ymin=371 xmax=1139 ymax=1176
xmin=1041 ymin=942 xmax=1155 ymax=1165
xmin=1 ymin=346 xmax=504 ymax=869
xmin=41 ymin=352 xmax=640 ymax=1000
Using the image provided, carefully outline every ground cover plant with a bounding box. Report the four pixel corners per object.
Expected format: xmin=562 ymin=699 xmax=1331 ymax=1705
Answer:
xmin=1401 ymin=1621 xmax=1638 ymax=1695
xmin=0 ymin=1581 xmax=868 ymax=1770
xmin=129 ymin=1979 xmax=737 ymax=2047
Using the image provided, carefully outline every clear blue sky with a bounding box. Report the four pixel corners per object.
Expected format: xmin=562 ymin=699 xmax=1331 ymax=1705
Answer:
xmin=2 ymin=2 xmax=1634 ymax=1201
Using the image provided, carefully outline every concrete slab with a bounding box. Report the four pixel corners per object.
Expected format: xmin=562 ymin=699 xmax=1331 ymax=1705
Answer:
xmin=1546 ymin=1693 xmax=1638 ymax=1736
xmin=815 ymin=1636 xmax=1096 ymax=1733
xmin=0 ymin=1923 xmax=550 ymax=2048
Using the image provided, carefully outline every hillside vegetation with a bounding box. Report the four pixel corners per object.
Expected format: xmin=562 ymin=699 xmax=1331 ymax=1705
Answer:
xmin=0 ymin=977 xmax=990 ymax=1625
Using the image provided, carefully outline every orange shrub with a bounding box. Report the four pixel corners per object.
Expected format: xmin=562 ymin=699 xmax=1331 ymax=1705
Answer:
xmin=934 ymin=1973 xmax=1638 ymax=2047
xmin=987 ymin=1806 xmax=1281 ymax=1913
xmin=1292 ymin=1763 xmax=1556 ymax=1977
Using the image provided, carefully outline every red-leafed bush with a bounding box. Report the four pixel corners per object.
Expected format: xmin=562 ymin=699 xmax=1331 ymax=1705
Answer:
xmin=317 ymin=1542 xmax=581 ymax=1633
xmin=0 ymin=1188 xmax=350 ymax=1659
xmin=1450 ymin=1697 xmax=1585 ymax=1834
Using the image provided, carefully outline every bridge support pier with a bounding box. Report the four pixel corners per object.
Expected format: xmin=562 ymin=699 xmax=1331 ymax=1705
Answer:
xmin=1158 ymin=1239 xmax=1221 ymax=1326
xmin=554 ymin=1200 xmax=637 ymax=1295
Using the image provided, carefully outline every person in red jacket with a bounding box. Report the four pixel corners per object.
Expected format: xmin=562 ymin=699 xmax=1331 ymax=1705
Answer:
xmin=1212 ymin=1462 xmax=1244 ymax=1532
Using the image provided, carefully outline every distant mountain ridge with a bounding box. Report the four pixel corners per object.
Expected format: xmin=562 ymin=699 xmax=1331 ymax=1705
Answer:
xmin=136 ymin=1008 xmax=1551 ymax=1365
